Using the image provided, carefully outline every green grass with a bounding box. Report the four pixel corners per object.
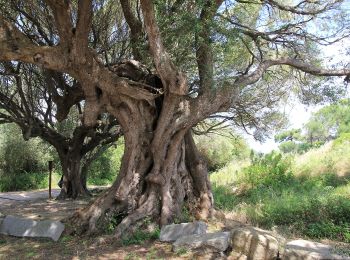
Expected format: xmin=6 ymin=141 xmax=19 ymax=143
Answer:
xmin=121 ymin=229 xmax=160 ymax=246
xmin=212 ymin=141 xmax=350 ymax=242
xmin=210 ymin=159 xmax=249 ymax=186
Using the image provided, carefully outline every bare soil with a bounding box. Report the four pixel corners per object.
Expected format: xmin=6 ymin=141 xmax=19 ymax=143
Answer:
xmin=0 ymin=192 xmax=222 ymax=260
xmin=1 ymin=190 xmax=349 ymax=259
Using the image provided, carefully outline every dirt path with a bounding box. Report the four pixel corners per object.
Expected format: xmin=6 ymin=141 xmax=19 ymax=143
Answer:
xmin=0 ymin=189 xmax=87 ymax=221
xmin=0 ymin=189 xmax=194 ymax=259
xmin=0 ymin=189 xmax=60 ymax=207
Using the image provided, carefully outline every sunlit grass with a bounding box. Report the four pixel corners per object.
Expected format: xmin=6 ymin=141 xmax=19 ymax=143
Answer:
xmin=210 ymin=159 xmax=249 ymax=186
xmin=293 ymin=141 xmax=350 ymax=178
xmin=211 ymin=140 xmax=350 ymax=242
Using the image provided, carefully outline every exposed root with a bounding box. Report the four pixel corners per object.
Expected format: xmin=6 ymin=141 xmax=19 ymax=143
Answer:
xmin=115 ymin=189 xmax=159 ymax=238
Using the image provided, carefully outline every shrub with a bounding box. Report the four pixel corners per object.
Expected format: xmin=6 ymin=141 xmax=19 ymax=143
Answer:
xmin=333 ymin=132 xmax=350 ymax=148
xmin=88 ymin=140 xmax=124 ymax=186
xmin=211 ymin=146 xmax=350 ymax=242
xmin=0 ymin=171 xmax=48 ymax=192
xmin=306 ymin=222 xmax=350 ymax=242
xmin=238 ymin=152 xmax=293 ymax=189
xmin=0 ymin=124 xmax=51 ymax=191
xmin=196 ymin=131 xmax=249 ymax=172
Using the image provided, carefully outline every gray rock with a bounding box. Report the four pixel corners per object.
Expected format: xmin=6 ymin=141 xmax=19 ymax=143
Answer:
xmin=173 ymin=231 xmax=231 ymax=252
xmin=160 ymin=221 xmax=207 ymax=242
xmin=231 ymin=227 xmax=279 ymax=260
xmin=0 ymin=215 xmax=64 ymax=241
xmin=284 ymin=239 xmax=350 ymax=260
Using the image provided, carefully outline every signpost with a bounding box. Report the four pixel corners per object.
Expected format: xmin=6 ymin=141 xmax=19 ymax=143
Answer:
xmin=48 ymin=161 xmax=53 ymax=199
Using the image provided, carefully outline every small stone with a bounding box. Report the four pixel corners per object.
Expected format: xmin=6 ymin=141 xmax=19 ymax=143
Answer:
xmin=231 ymin=227 xmax=279 ymax=260
xmin=284 ymin=239 xmax=350 ymax=260
xmin=0 ymin=215 xmax=64 ymax=241
xmin=160 ymin=221 xmax=207 ymax=242
xmin=173 ymin=231 xmax=231 ymax=252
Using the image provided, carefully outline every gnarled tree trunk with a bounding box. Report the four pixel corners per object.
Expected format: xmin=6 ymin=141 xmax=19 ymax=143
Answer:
xmin=68 ymin=95 xmax=213 ymax=236
xmin=57 ymin=149 xmax=90 ymax=199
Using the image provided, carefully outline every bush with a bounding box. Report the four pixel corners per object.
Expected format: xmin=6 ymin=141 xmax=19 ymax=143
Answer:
xmin=333 ymin=132 xmax=350 ymax=148
xmin=0 ymin=124 xmax=51 ymax=191
xmin=196 ymin=131 xmax=249 ymax=172
xmin=211 ymin=146 xmax=350 ymax=242
xmin=238 ymin=152 xmax=293 ymax=189
xmin=305 ymin=222 xmax=350 ymax=242
xmin=88 ymin=140 xmax=124 ymax=186
xmin=0 ymin=171 xmax=48 ymax=192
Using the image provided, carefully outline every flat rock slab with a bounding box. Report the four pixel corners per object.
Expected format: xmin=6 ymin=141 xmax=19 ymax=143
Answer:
xmin=160 ymin=221 xmax=207 ymax=242
xmin=284 ymin=239 xmax=350 ymax=260
xmin=0 ymin=215 xmax=64 ymax=241
xmin=231 ymin=227 xmax=279 ymax=260
xmin=173 ymin=231 xmax=231 ymax=252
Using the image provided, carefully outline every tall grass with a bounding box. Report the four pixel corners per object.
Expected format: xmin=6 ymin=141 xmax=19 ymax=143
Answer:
xmin=210 ymin=160 xmax=249 ymax=186
xmin=211 ymin=141 xmax=350 ymax=242
xmin=294 ymin=140 xmax=350 ymax=178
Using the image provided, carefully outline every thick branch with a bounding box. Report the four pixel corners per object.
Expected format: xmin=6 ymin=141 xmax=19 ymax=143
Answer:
xmin=235 ymin=58 xmax=350 ymax=87
xmin=140 ymin=0 xmax=187 ymax=95
xmin=76 ymin=0 xmax=93 ymax=51
xmin=45 ymin=0 xmax=73 ymax=46
xmin=120 ymin=0 xmax=143 ymax=61
xmin=196 ymin=0 xmax=224 ymax=94
xmin=0 ymin=16 xmax=66 ymax=71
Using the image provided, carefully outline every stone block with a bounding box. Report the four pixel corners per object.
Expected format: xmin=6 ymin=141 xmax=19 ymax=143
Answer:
xmin=159 ymin=221 xmax=207 ymax=242
xmin=231 ymin=227 xmax=279 ymax=260
xmin=284 ymin=239 xmax=350 ymax=260
xmin=173 ymin=231 xmax=231 ymax=252
xmin=0 ymin=215 xmax=64 ymax=241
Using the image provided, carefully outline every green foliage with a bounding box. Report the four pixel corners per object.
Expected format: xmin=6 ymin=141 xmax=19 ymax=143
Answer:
xmin=212 ymin=185 xmax=238 ymax=211
xmin=274 ymin=129 xmax=302 ymax=143
xmin=305 ymin=222 xmax=350 ymax=242
xmin=212 ymin=141 xmax=350 ymax=242
xmin=278 ymin=140 xmax=297 ymax=153
xmin=333 ymin=132 xmax=350 ymax=147
xmin=238 ymin=152 xmax=293 ymax=189
xmin=277 ymin=99 xmax=350 ymax=154
xmin=121 ymin=228 xmax=160 ymax=246
xmin=0 ymin=171 xmax=48 ymax=192
xmin=87 ymin=140 xmax=124 ymax=186
xmin=0 ymin=124 xmax=51 ymax=191
xmin=196 ymin=130 xmax=249 ymax=171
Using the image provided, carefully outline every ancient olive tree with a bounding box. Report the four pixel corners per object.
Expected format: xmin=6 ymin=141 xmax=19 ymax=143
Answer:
xmin=0 ymin=62 xmax=121 ymax=199
xmin=0 ymin=0 xmax=349 ymax=236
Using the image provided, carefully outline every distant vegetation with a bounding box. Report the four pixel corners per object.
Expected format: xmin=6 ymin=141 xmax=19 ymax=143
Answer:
xmin=211 ymin=101 xmax=350 ymax=242
xmin=0 ymin=124 xmax=49 ymax=191
xmin=195 ymin=129 xmax=250 ymax=171
xmin=0 ymin=123 xmax=123 ymax=192
xmin=275 ymin=99 xmax=350 ymax=154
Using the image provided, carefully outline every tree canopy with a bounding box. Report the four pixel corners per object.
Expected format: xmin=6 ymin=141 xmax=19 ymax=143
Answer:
xmin=0 ymin=0 xmax=350 ymax=237
xmin=276 ymin=99 xmax=350 ymax=153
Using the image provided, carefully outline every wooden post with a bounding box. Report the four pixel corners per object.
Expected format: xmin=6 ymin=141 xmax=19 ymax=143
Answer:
xmin=48 ymin=161 xmax=53 ymax=199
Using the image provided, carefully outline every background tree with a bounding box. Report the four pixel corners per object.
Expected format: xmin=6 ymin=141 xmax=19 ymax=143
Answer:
xmin=0 ymin=0 xmax=349 ymax=237
xmin=195 ymin=126 xmax=250 ymax=172
xmin=0 ymin=62 xmax=121 ymax=199
xmin=305 ymin=99 xmax=350 ymax=141
xmin=276 ymin=99 xmax=350 ymax=153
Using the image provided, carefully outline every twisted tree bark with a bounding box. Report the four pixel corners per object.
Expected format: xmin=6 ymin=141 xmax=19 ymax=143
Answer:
xmin=69 ymin=91 xmax=213 ymax=236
